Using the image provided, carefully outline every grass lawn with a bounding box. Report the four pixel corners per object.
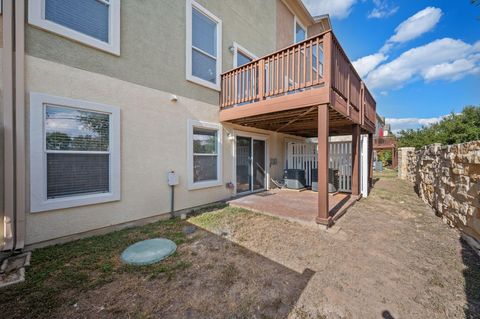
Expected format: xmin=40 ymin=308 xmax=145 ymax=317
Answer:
xmin=373 ymin=167 xmax=398 ymax=179
xmin=1 ymin=174 xmax=478 ymax=318
xmin=0 ymin=217 xmax=194 ymax=318
xmin=0 ymin=206 xmax=310 ymax=319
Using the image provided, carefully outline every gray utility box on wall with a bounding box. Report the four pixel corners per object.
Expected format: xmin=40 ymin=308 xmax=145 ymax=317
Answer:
xmin=284 ymin=169 xmax=306 ymax=189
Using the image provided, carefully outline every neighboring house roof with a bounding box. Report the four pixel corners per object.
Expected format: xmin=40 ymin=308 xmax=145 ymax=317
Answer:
xmin=313 ymin=14 xmax=332 ymax=31
xmin=376 ymin=113 xmax=385 ymax=126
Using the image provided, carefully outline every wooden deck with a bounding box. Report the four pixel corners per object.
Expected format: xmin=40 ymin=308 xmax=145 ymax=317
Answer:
xmin=228 ymin=189 xmax=359 ymax=227
xmin=373 ymin=136 xmax=397 ymax=149
xmin=219 ymin=30 xmax=376 ymax=136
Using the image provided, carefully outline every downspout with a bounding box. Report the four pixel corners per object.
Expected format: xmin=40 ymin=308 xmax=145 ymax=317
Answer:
xmin=2 ymin=0 xmax=16 ymax=251
xmin=14 ymin=0 xmax=26 ymax=250
xmin=1 ymin=0 xmax=26 ymax=252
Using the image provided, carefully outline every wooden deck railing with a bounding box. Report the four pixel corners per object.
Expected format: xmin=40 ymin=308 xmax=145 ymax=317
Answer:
xmin=220 ymin=30 xmax=376 ymax=130
xmin=221 ymin=32 xmax=326 ymax=108
xmin=373 ymin=136 xmax=397 ymax=148
xmin=363 ymin=85 xmax=376 ymax=129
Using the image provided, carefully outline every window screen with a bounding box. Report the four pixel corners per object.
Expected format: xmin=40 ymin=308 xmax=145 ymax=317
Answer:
xmin=45 ymin=105 xmax=110 ymax=199
xmin=45 ymin=0 xmax=110 ymax=43
xmin=191 ymin=7 xmax=218 ymax=84
xmin=47 ymin=153 xmax=109 ymax=198
xmin=192 ymin=127 xmax=218 ymax=182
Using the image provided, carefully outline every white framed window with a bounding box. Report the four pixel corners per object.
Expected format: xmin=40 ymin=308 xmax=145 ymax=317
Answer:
xmin=30 ymin=93 xmax=121 ymax=212
xmin=187 ymin=120 xmax=222 ymax=190
xmin=186 ymin=0 xmax=222 ymax=91
xmin=294 ymin=16 xmax=307 ymax=43
xmin=232 ymin=42 xmax=257 ymax=68
xmin=28 ymin=0 xmax=121 ymax=55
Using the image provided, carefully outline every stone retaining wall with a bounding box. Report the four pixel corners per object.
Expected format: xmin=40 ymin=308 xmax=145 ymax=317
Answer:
xmin=398 ymin=141 xmax=480 ymax=243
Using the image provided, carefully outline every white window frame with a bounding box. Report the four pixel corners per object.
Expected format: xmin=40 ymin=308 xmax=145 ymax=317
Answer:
xmin=186 ymin=0 xmax=222 ymax=91
xmin=187 ymin=119 xmax=223 ymax=190
xmin=30 ymin=92 xmax=121 ymax=213
xmin=28 ymin=0 xmax=121 ymax=55
xmin=294 ymin=16 xmax=307 ymax=43
xmin=232 ymin=42 xmax=257 ymax=68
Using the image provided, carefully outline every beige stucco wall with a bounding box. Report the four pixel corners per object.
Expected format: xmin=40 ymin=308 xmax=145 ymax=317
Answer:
xmin=0 ymin=16 xmax=3 ymax=48
xmin=25 ymin=0 xmax=277 ymax=107
xmin=308 ymin=22 xmax=327 ymax=38
xmin=0 ymin=48 xmax=4 ymax=248
xmin=275 ymin=0 xmax=314 ymax=50
xmin=276 ymin=0 xmax=295 ymax=50
xmin=24 ymin=55 xmax=303 ymax=245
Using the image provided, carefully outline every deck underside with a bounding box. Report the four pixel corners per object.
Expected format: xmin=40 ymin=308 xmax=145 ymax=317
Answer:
xmin=220 ymin=87 xmax=374 ymax=137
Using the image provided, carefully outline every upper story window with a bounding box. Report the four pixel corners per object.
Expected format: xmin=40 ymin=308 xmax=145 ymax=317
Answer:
xmin=294 ymin=17 xmax=306 ymax=43
xmin=28 ymin=0 xmax=121 ymax=55
xmin=30 ymin=93 xmax=121 ymax=212
xmin=186 ymin=0 xmax=222 ymax=91
xmin=232 ymin=42 xmax=256 ymax=68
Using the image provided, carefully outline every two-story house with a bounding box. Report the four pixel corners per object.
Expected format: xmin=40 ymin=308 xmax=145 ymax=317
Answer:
xmin=1 ymin=0 xmax=376 ymax=251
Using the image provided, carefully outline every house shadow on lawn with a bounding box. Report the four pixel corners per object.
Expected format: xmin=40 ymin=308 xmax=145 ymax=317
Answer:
xmin=0 ymin=215 xmax=315 ymax=319
xmin=461 ymin=237 xmax=480 ymax=318
xmin=160 ymin=225 xmax=316 ymax=319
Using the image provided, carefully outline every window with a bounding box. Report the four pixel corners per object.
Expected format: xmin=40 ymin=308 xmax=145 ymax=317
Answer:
xmin=187 ymin=120 xmax=222 ymax=190
xmin=186 ymin=0 xmax=222 ymax=91
xmin=28 ymin=0 xmax=121 ymax=55
xmin=30 ymin=93 xmax=120 ymax=212
xmin=294 ymin=17 xmax=306 ymax=43
xmin=232 ymin=42 xmax=256 ymax=68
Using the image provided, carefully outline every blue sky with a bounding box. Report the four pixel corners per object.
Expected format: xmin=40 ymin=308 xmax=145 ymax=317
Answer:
xmin=302 ymin=0 xmax=480 ymax=133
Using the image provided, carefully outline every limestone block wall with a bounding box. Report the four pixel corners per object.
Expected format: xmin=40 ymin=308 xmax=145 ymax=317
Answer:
xmin=398 ymin=141 xmax=480 ymax=241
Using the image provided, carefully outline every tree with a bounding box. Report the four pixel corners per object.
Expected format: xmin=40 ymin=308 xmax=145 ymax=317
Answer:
xmin=397 ymin=106 xmax=480 ymax=149
xmin=378 ymin=150 xmax=392 ymax=166
xmin=77 ymin=112 xmax=109 ymax=151
xmin=473 ymin=0 xmax=480 ymax=19
xmin=46 ymin=132 xmax=72 ymax=150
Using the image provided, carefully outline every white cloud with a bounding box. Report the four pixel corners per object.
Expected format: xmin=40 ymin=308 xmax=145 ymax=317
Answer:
xmin=368 ymin=0 xmax=399 ymax=19
xmin=352 ymin=7 xmax=443 ymax=78
xmin=365 ymin=38 xmax=480 ymax=90
xmin=386 ymin=116 xmax=446 ymax=133
xmin=352 ymin=53 xmax=388 ymax=77
xmin=302 ymin=0 xmax=357 ymax=19
xmin=422 ymin=58 xmax=480 ymax=82
xmin=388 ymin=7 xmax=442 ymax=44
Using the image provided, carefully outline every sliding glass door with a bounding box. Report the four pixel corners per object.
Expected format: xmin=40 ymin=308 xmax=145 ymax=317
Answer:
xmin=236 ymin=136 xmax=266 ymax=194
xmin=252 ymin=139 xmax=266 ymax=191
xmin=236 ymin=136 xmax=251 ymax=193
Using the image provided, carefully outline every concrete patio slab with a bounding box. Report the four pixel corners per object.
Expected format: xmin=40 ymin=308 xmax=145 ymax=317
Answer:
xmin=228 ymin=189 xmax=358 ymax=227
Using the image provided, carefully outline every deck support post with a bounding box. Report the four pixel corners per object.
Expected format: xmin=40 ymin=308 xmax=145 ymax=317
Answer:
xmin=316 ymin=104 xmax=331 ymax=226
xmin=351 ymin=124 xmax=361 ymax=196
xmin=368 ymin=133 xmax=373 ymax=189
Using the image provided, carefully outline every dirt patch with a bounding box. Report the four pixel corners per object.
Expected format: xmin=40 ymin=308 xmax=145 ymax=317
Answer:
xmin=1 ymin=173 xmax=478 ymax=318
xmin=59 ymin=231 xmax=313 ymax=319
xmin=0 ymin=216 xmax=313 ymax=319
xmin=189 ymin=175 xmax=480 ymax=319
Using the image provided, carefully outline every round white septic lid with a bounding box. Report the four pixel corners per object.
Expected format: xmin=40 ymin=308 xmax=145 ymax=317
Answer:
xmin=121 ymin=238 xmax=177 ymax=266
